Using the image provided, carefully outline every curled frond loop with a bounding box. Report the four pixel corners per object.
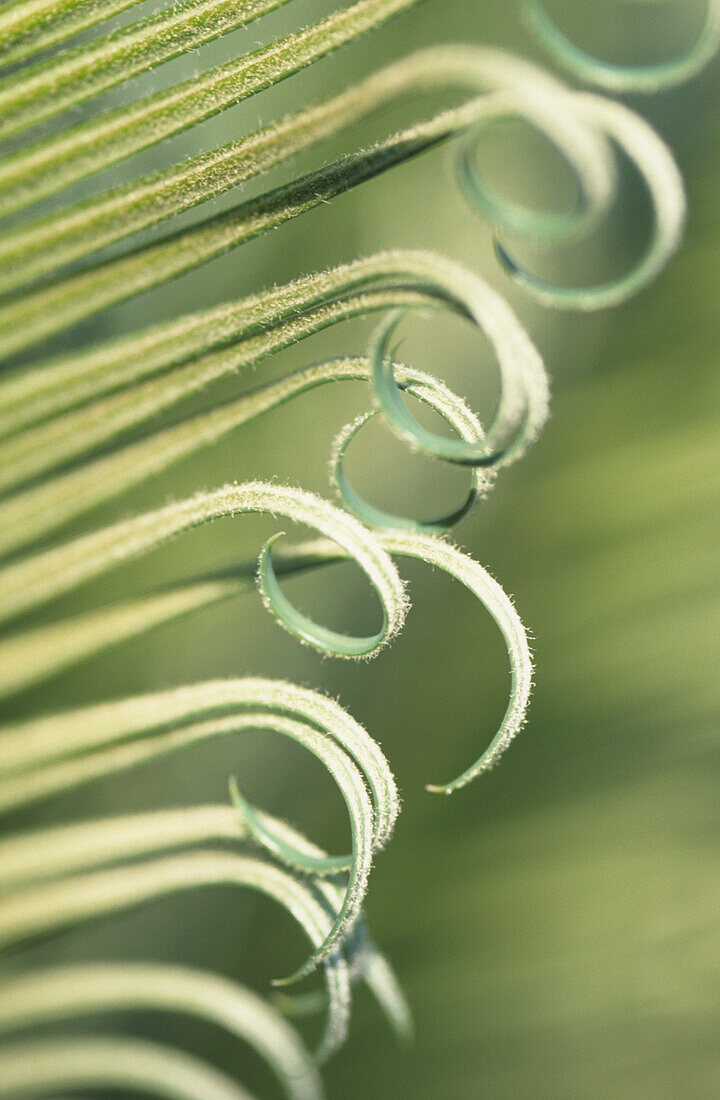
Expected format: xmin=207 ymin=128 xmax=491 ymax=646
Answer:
xmin=0 ymin=255 xmax=547 ymax=525
xmin=524 ymin=0 xmax=720 ymax=93
xmin=331 ymin=382 xmax=488 ymax=534
xmin=361 ymin=254 xmax=549 ymax=468
xmin=376 ymin=532 xmax=533 ymax=792
xmin=229 ymin=778 xmax=351 ymax=876
xmin=219 ymin=711 xmax=373 ymax=976
xmin=0 ymin=357 xmax=493 ymax=562
xmin=496 ymin=92 xmax=686 ymax=309
xmin=452 ymin=60 xmax=615 ymax=245
xmin=0 ymin=801 xmax=405 ymax=1063
xmin=0 ymin=482 xmax=408 ymax=664
xmin=0 ymin=799 xmax=363 ymax=1029
xmin=259 ymin=532 xmax=387 ymax=659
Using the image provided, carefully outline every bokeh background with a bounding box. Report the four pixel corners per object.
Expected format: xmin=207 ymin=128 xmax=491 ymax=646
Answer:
xmin=8 ymin=1 xmax=720 ymax=1096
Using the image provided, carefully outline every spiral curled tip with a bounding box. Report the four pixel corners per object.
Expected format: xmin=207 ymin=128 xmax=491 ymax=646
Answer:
xmin=424 ymin=755 xmax=494 ymax=795
xmin=424 ymin=759 xmax=495 ymax=796
xmin=370 ymin=307 xmax=530 ymax=469
xmin=258 ymin=531 xmax=389 ymax=659
xmin=331 ymin=406 xmax=480 ymax=535
xmin=424 ymin=703 xmax=531 ymax=793
xmin=373 ymin=531 xmax=532 ymax=795
xmin=425 ymin=710 xmax=529 ymax=793
xmin=272 ymin=952 xmax=337 ymax=989
xmin=372 ymin=314 xmax=479 ymax=466
xmin=224 ymin=705 xmax=381 ymax=985
xmin=493 ymin=233 xmax=584 ymax=310
xmin=524 ymin=0 xmax=720 ymax=94
xmin=453 ymin=64 xmax=620 ymax=261
xmin=456 ymin=131 xmax=587 ymax=247
xmin=493 ymin=93 xmax=686 ymax=311
xmin=229 ymin=775 xmax=352 ymax=876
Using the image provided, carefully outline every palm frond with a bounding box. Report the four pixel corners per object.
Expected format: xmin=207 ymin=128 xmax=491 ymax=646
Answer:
xmin=0 ymin=0 xmax=713 ymax=1094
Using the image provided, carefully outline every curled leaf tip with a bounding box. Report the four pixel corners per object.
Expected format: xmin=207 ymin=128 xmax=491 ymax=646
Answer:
xmin=524 ymin=0 xmax=720 ymax=94
xmin=331 ymin=402 xmax=482 ymax=535
xmin=259 ymin=532 xmax=390 ymax=658
xmin=494 ymin=94 xmax=686 ymax=311
xmin=228 ymin=776 xmax=352 ymax=876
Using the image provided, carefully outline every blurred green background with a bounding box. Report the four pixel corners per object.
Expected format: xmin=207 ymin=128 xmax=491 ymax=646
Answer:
xmin=9 ymin=1 xmax=720 ymax=1096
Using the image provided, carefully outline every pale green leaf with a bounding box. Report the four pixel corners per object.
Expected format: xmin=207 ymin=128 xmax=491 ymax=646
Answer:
xmin=0 ymin=0 xmax=294 ymax=140
xmin=0 ymin=1036 xmax=252 ymax=1099
xmin=0 ymin=0 xmax=147 ymax=69
xmin=0 ymin=963 xmax=322 ymax=1100
xmin=0 ymin=0 xmax=424 ymax=220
